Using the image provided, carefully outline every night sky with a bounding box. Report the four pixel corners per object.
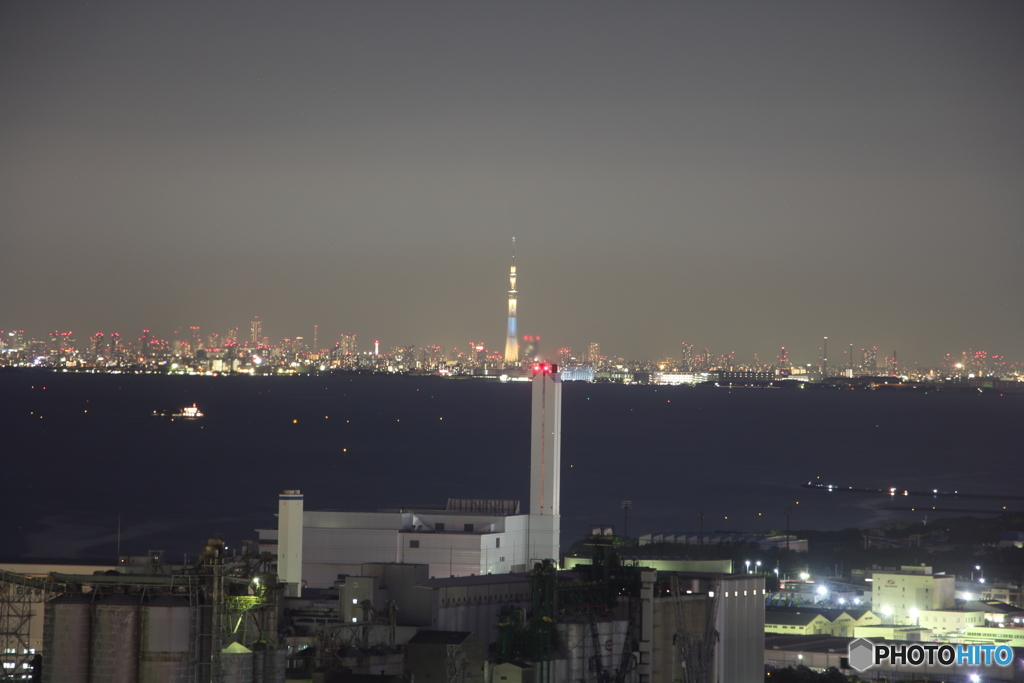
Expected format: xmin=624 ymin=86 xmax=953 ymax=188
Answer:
xmin=2 ymin=2 xmax=1022 ymax=365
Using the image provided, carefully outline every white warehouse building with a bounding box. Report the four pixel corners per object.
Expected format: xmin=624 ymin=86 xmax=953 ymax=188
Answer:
xmin=258 ymin=364 xmax=564 ymax=593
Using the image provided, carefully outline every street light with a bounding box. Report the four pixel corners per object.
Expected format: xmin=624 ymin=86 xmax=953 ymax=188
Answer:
xmin=745 ymin=560 xmax=751 ymax=573
xmin=621 ymin=501 xmax=632 ymax=539
xmin=756 ymin=560 xmax=762 ymax=573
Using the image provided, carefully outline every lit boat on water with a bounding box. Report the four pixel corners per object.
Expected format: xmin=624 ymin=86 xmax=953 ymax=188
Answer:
xmin=176 ymin=403 xmax=203 ymax=418
xmin=151 ymin=403 xmax=204 ymax=419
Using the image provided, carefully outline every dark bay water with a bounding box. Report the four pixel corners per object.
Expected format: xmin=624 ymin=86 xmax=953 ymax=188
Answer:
xmin=2 ymin=370 xmax=1021 ymax=560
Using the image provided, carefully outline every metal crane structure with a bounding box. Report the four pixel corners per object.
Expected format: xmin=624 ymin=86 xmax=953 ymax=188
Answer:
xmin=669 ymin=575 xmax=719 ymax=683
xmin=0 ymin=570 xmax=61 ymax=681
xmin=497 ymin=540 xmax=648 ymax=683
xmin=310 ymin=598 xmax=398 ymax=672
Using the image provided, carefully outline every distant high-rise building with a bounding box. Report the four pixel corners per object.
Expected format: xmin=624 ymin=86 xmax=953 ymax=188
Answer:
xmin=90 ymin=333 xmax=105 ymax=358
xmin=469 ymin=341 xmax=486 ymax=366
xmin=521 ymin=335 xmax=540 ymax=362
xmin=338 ymin=333 xmax=357 ymax=356
xmin=250 ymin=317 xmax=262 ymax=345
xmin=3 ymin=331 xmax=25 ymax=351
xmin=558 ymin=347 xmax=574 ymax=366
xmin=587 ymin=342 xmax=601 ymax=366
xmin=189 ymin=326 xmax=202 ymax=353
xmin=681 ymin=343 xmax=694 ymax=370
xmin=503 ymin=239 xmax=519 ymax=366
xmin=421 ymin=344 xmax=444 ymax=367
xmin=777 ymin=346 xmax=789 ymax=370
xmin=862 ymin=346 xmax=878 ymax=372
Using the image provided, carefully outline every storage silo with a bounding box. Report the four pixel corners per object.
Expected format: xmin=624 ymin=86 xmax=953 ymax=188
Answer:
xmin=41 ymin=593 xmax=92 ymax=683
xmin=139 ymin=595 xmax=191 ymax=683
xmin=263 ymin=647 xmax=287 ymax=683
xmin=220 ymin=642 xmax=253 ymax=683
xmin=91 ymin=594 xmax=141 ymax=683
xmin=251 ymin=643 xmax=265 ymax=683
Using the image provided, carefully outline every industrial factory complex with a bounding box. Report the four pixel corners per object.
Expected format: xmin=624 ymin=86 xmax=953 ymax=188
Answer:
xmin=258 ymin=362 xmax=563 ymax=590
xmin=5 ymin=362 xmax=1023 ymax=682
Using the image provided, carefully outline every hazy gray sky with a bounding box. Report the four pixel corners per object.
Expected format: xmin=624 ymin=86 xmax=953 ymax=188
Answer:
xmin=2 ymin=1 xmax=1021 ymax=365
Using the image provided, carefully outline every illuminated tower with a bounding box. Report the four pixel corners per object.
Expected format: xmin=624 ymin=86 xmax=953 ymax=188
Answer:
xmin=529 ymin=362 xmax=561 ymax=564
xmin=503 ymin=239 xmax=519 ymax=366
xmin=250 ymin=317 xmax=262 ymax=345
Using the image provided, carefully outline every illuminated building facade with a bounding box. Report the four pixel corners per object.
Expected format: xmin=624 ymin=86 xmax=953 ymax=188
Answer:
xmin=871 ymin=566 xmax=954 ymax=625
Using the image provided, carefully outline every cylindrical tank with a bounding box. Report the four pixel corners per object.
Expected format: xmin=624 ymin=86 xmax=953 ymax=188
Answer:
xmin=91 ymin=594 xmax=141 ymax=683
xmin=41 ymin=593 xmax=92 ymax=683
xmin=139 ymin=595 xmax=191 ymax=683
xmin=220 ymin=643 xmax=253 ymax=683
xmin=263 ymin=647 xmax=287 ymax=683
xmin=251 ymin=644 xmax=265 ymax=683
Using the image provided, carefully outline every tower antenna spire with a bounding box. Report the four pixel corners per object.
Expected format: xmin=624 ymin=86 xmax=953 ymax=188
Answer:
xmin=503 ymin=238 xmax=519 ymax=367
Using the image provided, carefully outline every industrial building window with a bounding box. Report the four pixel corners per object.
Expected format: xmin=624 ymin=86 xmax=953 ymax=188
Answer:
xmin=410 ymin=540 xmax=419 ymax=548
xmin=435 ymin=523 xmax=445 ymax=532
xmin=496 ymin=538 xmax=501 ymax=548
xmin=464 ymin=523 xmax=474 ymax=532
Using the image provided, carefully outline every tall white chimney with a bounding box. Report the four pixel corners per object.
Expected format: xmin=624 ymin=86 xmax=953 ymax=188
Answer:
xmin=277 ymin=490 xmax=304 ymax=597
xmin=528 ymin=363 xmax=561 ymax=564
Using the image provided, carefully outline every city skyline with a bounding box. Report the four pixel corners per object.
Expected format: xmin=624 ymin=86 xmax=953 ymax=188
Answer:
xmin=2 ymin=2 xmax=1021 ymax=365
xmin=2 ymin=319 xmax=1018 ymax=376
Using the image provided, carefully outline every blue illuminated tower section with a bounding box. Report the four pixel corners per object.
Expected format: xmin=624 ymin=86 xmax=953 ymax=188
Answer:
xmin=503 ymin=239 xmax=519 ymax=366
xmin=529 ymin=362 xmax=561 ymax=564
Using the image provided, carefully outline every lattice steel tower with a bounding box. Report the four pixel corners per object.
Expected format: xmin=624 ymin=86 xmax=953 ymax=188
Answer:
xmin=503 ymin=238 xmax=519 ymax=366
